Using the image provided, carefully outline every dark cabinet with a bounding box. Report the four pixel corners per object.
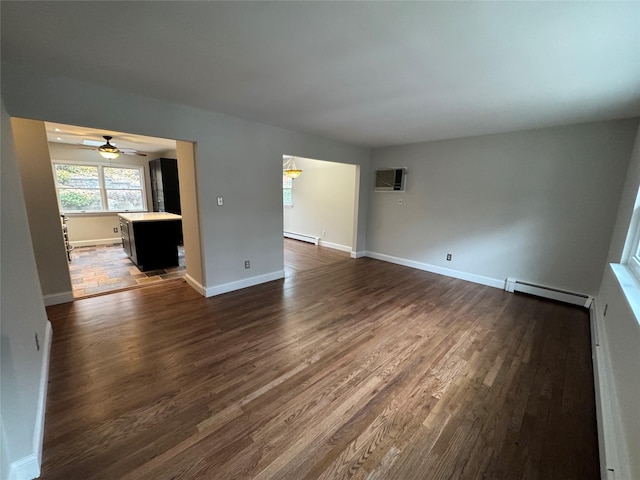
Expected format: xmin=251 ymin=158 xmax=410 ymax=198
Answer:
xmin=149 ymin=158 xmax=181 ymax=214
xmin=119 ymin=214 xmax=181 ymax=272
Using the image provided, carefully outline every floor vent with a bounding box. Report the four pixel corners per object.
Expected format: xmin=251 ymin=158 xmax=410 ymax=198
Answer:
xmin=505 ymin=278 xmax=592 ymax=308
xmin=283 ymin=231 xmax=319 ymax=245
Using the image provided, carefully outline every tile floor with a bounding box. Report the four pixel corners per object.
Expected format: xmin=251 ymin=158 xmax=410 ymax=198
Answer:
xmin=69 ymin=244 xmax=186 ymax=298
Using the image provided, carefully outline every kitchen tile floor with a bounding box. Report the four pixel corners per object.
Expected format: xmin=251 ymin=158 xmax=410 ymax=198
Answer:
xmin=69 ymin=244 xmax=186 ymax=298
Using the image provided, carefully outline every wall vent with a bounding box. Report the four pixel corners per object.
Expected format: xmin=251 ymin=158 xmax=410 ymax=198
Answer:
xmin=505 ymin=278 xmax=593 ymax=308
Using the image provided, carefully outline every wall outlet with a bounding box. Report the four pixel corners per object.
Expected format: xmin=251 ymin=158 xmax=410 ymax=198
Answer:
xmin=446 ymin=253 xmax=452 ymax=261
xmin=217 ymin=196 xmax=224 ymax=206
xmin=244 ymin=260 xmax=250 ymax=269
xmin=113 ymin=227 xmax=119 ymax=233
xmin=322 ymin=230 xmax=326 ymax=237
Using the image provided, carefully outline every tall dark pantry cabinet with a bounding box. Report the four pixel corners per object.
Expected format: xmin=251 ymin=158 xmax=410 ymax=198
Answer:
xmin=149 ymin=158 xmax=181 ymax=215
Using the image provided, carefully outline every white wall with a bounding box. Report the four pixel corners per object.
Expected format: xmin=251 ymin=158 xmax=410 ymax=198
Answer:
xmin=594 ymin=124 xmax=640 ymax=480
xmin=12 ymin=119 xmax=73 ymax=303
xmin=283 ymin=157 xmax=357 ymax=250
xmin=1 ymin=101 xmax=51 ymax=480
xmin=1 ymin=65 xmax=370 ymax=297
xmin=368 ymin=119 xmax=639 ymax=295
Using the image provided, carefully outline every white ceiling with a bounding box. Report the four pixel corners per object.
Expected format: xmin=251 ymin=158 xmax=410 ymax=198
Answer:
xmin=3 ymin=2 xmax=639 ymax=148
xmin=45 ymin=122 xmax=176 ymax=154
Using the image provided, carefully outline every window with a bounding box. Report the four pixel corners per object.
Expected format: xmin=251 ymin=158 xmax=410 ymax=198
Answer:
xmin=283 ymin=173 xmax=293 ymax=206
xmin=54 ymin=162 xmax=146 ymax=213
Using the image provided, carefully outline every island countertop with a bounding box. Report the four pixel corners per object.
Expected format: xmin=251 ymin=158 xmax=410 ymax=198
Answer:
xmin=118 ymin=212 xmax=182 ymax=222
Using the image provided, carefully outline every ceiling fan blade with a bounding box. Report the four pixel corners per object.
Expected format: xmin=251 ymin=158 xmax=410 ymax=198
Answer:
xmin=120 ymin=150 xmax=148 ymax=157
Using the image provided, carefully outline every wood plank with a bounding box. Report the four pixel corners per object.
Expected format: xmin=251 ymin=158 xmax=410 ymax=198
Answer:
xmin=41 ymin=242 xmax=599 ymax=479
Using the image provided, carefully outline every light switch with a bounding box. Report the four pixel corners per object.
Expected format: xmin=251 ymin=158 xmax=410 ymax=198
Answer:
xmin=217 ymin=196 xmax=223 ymax=206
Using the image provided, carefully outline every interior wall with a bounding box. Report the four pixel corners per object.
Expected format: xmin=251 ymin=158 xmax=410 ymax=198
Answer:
xmin=176 ymin=140 xmax=205 ymax=289
xmin=1 ymin=100 xmax=51 ymax=480
xmin=283 ymin=157 xmax=357 ymax=250
xmin=11 ymin=118 xmax=72 ymax=299
xmin=595 ymin=123 xmax=640 ymax=480
xmin=2 ymin=65 xmax=370 ymax=296
xmin=368 ymin=119 xmax=639 ymax=295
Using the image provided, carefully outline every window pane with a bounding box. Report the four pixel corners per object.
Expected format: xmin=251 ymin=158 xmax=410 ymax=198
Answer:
xmin=55 ymin=164 xmax=99 ymax=188
xmin=107 ymin=189 xmax=144 ymax=211
xmin=58 ymin=189 xmax=103 ymax=212
xmin=104 ymin=167 xmax=142 ymax=189
xmin=283 ymin=188 xmax=292 ymax=206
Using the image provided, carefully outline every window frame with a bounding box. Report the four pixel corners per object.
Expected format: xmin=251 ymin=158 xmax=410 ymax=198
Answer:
xmin=283 ymin=173 xmax=293 ymax=207
xmin=53 ymin=160 xmax=147 ymax=214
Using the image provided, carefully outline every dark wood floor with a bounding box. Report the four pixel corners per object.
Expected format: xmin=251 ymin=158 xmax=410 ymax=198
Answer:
xmin=43 ymin=242 xmax=599 ymax=479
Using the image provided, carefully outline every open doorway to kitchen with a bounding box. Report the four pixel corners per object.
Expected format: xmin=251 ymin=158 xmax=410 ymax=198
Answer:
xmin=282 ymin=154 xmax=359 ymax=278
xmin=46 ymin=122 xmax=188 ymax=298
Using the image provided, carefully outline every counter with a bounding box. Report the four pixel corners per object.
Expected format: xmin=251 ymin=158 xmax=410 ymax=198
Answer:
xmin=118 ymin=213 xmax=182 ymax=271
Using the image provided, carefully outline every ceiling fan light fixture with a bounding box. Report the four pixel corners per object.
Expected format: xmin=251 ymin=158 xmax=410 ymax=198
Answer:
xmin=98 ymin=135 xmax=120 ymax=159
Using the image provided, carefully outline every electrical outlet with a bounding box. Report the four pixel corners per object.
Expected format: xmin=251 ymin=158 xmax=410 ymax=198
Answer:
xmin=113 ymin=227 xmax=119 ymax=233
xmin=217 ymin=196 xmax=224 ymax=206
xmin=446 ymin=253 xmax=452 ymax=261
xmin=244 ymin=260 xmax=250 ymax=269
xmin=322 ymin=230 xmax=326 ymax=237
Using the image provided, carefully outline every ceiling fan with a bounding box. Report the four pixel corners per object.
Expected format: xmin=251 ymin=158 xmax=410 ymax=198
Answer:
xmin=74 ymin=135 xmax=147 ymax=158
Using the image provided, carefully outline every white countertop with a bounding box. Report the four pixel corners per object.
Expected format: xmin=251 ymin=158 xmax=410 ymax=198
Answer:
xmin=118 ymin=212 xmax=182 ymax=222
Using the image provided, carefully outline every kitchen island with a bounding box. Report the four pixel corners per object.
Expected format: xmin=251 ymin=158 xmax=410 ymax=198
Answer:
xmin=118 ymin=212 xmax=182 ymax=272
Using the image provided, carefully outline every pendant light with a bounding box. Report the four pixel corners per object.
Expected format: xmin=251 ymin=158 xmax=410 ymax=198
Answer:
xmin=283 ymin=156 xmax=302 ymax=179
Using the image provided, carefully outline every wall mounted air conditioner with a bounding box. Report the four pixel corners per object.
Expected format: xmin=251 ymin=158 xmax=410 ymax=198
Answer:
xmin=375 ymin=167 xmax=407 ymax=192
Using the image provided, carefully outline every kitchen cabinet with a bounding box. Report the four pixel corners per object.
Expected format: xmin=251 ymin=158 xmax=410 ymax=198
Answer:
xmin=149 ymin=158 xmax=181 ymax=214
xmin=118 ymin=212 xmax=182 ymax=272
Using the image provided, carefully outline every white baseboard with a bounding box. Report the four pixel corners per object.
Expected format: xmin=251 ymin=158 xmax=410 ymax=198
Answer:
xmin=318 ymin=240 xmax=351 ymax=253
xmin=7 ymin=321 xmax=51 ymax=480
xmin=590 ymin=299 xmax=631 ymax=480
xmin=364 ymin=251 xmax=504 ymax=289
xmin=184 ymin=274 xmax=206 ymax=296
xmin=205 ymin=270 xmax=285 ymax=297
xmin=7 ymin=453 xmax=39 ymax=480
xmin=351 ymin=250 xmax=366 ymax=259
xmin=34 ymin=321 xmax=52 ymax=467
xmin=43 ymin=291 xmax=73 ymax=306
xmin=69 ymin=237 xmax=121 ymax=248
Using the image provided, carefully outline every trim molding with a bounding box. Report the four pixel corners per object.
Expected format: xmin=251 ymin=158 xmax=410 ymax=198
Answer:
xmin=69 ymin=237 xmax=121 ymax=248
xmin=350 ymin=250 xmax=366 ymax=259
xmin=205 ymin=270 xmax=285 ymax=297
xmin=590 ymin=299 xmax=631 ymax=480
xmin=7 ymin=453 xmax=39 ymax=480
xmin=365 ymin=251 xmax=504 ymax=289
xmin=184 ymin=274 xmax=206 ymax=296
xmin=7 ymin=321 xmax=52 ymax=480
xmin=43 ymin=291 xmax=73 ymax=306
xmin=318 ymin=240 xmax=351 ymax=253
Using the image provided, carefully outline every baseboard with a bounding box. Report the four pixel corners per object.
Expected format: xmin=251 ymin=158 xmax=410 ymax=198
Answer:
xmin=351 ymin=250 xmax=366 ymax=259
xmin=7 ymin=453 xmax=39 ymax=480
xmin=590 ymin=299 xmax=631 ymax=480
xmin=365 ymin=251 xmax=504 ymax=289
xmin=318 ymin=240 xmax=351 ymax=253
xmin=69 ymin=237 xmax=121 ymax=248
xmin=43 ymin=291 xmax=73 ymax=306
xmin=184 ymin=274 xmax=206 ymax=296
xmin=6 ymin=321 xmax=51 ymax=480
xmin=205 ymin=270 xmax=285 ymax=297
xmin=34 ymin=321 xmax=52 ymax=467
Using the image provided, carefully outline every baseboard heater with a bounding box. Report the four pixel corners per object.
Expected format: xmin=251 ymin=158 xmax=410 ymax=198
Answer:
xmin=505 ymin=278 xmax=593 ymax=308
xmin=283 ymin=231 xmax=319 ymax=246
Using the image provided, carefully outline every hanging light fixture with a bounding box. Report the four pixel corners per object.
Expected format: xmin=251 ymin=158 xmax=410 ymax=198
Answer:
xmin=283 ymin=155 xmax=302 ymax=179
xmin=98 ymin=136 xmax=120 ymax=159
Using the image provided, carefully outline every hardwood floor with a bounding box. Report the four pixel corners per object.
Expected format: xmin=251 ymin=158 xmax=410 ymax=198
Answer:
xmin=43 ymin=244 xmax=599 ymax=479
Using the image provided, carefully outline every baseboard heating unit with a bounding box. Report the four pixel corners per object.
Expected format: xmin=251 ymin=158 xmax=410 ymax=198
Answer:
xmin=505 ymin=278 xmax=593 ymax=308
xmin=283 ymin=231 xmax=319 ymax=245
